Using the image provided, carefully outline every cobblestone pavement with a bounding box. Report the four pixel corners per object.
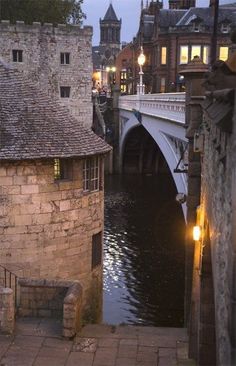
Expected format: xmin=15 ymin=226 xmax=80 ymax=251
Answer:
xmin=0 ymin=318 xmax=196 ymax=366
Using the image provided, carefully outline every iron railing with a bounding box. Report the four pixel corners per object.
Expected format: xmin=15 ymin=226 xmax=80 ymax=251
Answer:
xmin=0 ymin=265 xmax=18 ymax=308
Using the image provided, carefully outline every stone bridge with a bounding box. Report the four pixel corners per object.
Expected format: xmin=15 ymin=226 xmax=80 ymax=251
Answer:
xmin=118 ymin=92 xmax=187 ymax=217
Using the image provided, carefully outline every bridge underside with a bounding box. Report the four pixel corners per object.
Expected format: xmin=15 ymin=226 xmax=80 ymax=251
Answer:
xmin=123 ymin=126 xmax=170 ymax=176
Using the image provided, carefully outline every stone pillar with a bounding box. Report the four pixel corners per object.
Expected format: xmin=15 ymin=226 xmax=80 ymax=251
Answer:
xmin=0 ymin=287 xmax=15 ymax=334
xmin=112 ymin=85 xmax=121 ymax=173
xmin=179 ymin=57 xmax=208 ymax=356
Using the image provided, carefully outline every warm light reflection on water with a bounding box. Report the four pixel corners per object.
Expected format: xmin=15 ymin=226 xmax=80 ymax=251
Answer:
xmin=103 ymin=174 xmax=185 ymax=327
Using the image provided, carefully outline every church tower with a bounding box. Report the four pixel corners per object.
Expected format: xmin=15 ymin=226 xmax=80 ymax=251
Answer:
xmin=169 ymin=0 xmax=196 ymax=9
xmin=100 ymin=2 xmax=121 ymax=51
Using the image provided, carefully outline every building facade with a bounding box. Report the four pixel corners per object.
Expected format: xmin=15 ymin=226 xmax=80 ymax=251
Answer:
xmin=0 ymin=21 xmax=93 ymax=128
xmin=115 ymin=0 xmax=236 ymax=94
xmin=0 ymin=61 xmax=111 ymax=321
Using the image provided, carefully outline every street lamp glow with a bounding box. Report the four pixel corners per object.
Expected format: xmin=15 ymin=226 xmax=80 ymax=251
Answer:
xmin=193 ymin=226 xmax=201 ymax=241
xmin=138 ymin=49 xmax=146 ymax=67
xmin=137 ymin=46 xmax=146 ymax=95
xmin=111 ymin=66 xmax=116 ymax=72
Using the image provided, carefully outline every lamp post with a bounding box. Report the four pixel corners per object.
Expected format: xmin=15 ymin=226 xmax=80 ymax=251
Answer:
xmin=137 ymin=46 xmax=146 ymax=95
xmin=106 ymin=66 xmax=116 ymax=96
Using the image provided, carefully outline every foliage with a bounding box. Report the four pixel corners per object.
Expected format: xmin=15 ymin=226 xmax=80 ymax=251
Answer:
xmin=0 ymin=0 xmax=86 ymax=25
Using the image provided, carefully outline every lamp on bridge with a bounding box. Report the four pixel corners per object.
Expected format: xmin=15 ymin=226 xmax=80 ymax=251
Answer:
xmin=106 ymin=66 xmax=116 ymax=95
xmin=137 ymin=46 xmax=146 ymax=95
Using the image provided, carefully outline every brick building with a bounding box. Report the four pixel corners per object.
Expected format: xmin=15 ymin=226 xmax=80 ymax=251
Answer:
xmin=0 ymin=61 xmax=111 ymax=321
xmin=0 ymin=21 xmax=93 ymax=128
xmin=115 ymin=0 xmax=236 ymax=94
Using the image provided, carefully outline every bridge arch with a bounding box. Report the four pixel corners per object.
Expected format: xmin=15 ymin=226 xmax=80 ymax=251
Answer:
xmin=119 ymin=112 xmax=187 ymax=218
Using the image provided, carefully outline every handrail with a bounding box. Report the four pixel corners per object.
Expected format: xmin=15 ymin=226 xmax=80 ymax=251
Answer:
xmin=0 ymin=264 xmax=18 ymax=308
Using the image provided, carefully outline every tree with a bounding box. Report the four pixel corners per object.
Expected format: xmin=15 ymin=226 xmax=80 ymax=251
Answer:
xmin=0 ymin=0 xmax=86 ymax=25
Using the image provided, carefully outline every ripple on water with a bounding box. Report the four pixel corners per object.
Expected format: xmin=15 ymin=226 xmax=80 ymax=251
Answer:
xmin=103 ymin=175 xmax=185 ymax=327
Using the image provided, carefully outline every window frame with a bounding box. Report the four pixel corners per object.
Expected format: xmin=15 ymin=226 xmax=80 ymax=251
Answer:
xmin=161 ymin=46 xmax=167 ymax=65
xmin=191 ymin=45 xmax=201 ymax=61
xmin=60 ymin=52 xmax=70 ymax=65
xmin=219 ymin=46 xmax=229 ymax=61
xmin=12 ymin=49 xmax=23 ymax=63
xmin=179 ymin=45 xmax=189 ymax=65
xmin=83 ymin=156 xmax=101 ymax=193
xmin=54 ymin=158 xmax=73 ymax=181
xmin=60 ymin=86 xmax=71 ymax=98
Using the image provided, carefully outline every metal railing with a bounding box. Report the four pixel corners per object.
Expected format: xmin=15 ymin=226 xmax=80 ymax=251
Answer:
xmin=119 ymin=92 xmax=186 ymax=124
xmin=0 ymin=265 xmax=18 ymax=308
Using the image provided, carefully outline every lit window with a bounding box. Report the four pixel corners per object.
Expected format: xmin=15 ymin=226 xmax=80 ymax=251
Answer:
xmin=60 ymin=52 xmax=70 ymax=65
xmin=92 ymin=232 xmax=102 ymax=269
xmin=83 ymin=156 xmax=100 ymax=192
xmin=160 ymin=77 xmax=166 ymax=93
xmin=219 ymin=46 xmax=229 ymax=61
xmin=203 ymin=46 xmax=210 ymax=64
xmin=60 ymin=86 xmax=71 ymax=98
xmin=191 ymin=45 xmax=201 ymax=60
xmin=180 ymin=46 xmax=189 ymax=64
xmin=120 ymin=71 xmax=127 ymax=80
xmin=54 ymin=159 xmax=73 ymax=181
xmin=12 ymin=49 xmax=23 ymax=62
xmin=161 ymin=47 xmax=167 ymax=65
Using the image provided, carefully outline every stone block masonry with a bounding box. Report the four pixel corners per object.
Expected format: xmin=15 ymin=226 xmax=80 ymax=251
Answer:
xmin=0 ymin=21 xmax=93 ymax=128
xmin=0 ymin=287 xmax=14 ymax=334
xmin=0 ymin=158 xmax=104 ymax=321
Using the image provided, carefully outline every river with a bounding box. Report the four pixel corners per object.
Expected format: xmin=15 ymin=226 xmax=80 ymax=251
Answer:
xmin=103 ymin=174 xmax=185 ymax=327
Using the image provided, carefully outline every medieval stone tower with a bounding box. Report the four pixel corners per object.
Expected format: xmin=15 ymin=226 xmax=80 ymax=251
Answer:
xmin=99 ymin=2 xmax=121 ymax=65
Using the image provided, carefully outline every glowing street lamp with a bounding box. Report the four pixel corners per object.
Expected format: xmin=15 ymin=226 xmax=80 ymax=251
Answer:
xmin=137 ymin=46 xmax=146 ymax=95
xmin=106 ymin=66 xmax=116 ymax=94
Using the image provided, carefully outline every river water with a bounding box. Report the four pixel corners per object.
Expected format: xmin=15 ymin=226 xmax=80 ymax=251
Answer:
xmin=103 ymin=174 xmax=185 ymax=327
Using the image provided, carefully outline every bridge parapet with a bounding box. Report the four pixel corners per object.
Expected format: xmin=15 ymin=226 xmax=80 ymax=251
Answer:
xmin=119 ymin=93 xmax=186 ymax=124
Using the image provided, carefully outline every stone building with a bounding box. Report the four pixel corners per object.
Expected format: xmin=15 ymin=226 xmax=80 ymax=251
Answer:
xmin=182 ymin=34 xmax=236 ymax=364
xmin=0 ymin=21 xmax=93 ymax=128
xmin=92 ymin=3 xmax=121 ymax=88
xmin=0 ymin=60 xmax=111 ymax=321
xmin=115 ymin=0 xmax=236 ymax=94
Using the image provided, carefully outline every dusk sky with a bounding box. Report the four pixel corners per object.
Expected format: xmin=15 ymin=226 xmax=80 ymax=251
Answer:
xmin=82 ymin=0 xmax=233 ymax=45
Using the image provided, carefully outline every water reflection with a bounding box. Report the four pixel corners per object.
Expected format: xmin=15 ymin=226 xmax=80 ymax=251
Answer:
xmin=103 ymin=174 xmax=185 ymax=327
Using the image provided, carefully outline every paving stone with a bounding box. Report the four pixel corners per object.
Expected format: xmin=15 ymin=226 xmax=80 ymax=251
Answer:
xmin=37 ymin=346 xmax=69 ymax=359
xmin=66 ymin=352 xmax=94 ymax=366
xmin=118 ymin=345 xmax=138 ymax=358
xmin=136 ymin=351 xmax=158 ymax=363
xmin=93 ymin=348 xmax=117 ymax=365
xmin=12 ymin=335 xmax=44 ymax=348
xmin=159 ymin=347 xmax=176 ymax=357
xmin=98 ymin=337 xmax=120 ymax=348
xmin=115 ymin=358 xmax=136 ymax=366
xmin=120 ymin=338 xmax=138 ymax=346
xmin=34 ymin=356 xmax=66 ymax=366
xmin=73 ymin=337 xmax=97 ymax=352
xmin=158 ymin=356 xmax=177 ymax=366
xmin=43 ymin=337 xmax=73 ymax=350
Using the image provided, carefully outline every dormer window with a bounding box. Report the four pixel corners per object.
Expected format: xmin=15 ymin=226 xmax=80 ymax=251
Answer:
xmin=193 ymin=23 xmax=200 ymax=32
xmin=221 ymin=24 xmax=229 ymax=34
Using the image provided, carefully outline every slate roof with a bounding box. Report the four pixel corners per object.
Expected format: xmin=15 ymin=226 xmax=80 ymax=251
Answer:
xmin=0 ymin=61 xmax=111 ymax=160
xmin=159 ymin=9 xmax=187 ymax=28
xmin=103 ymin=4 xmax=119 ymax=22
xmin=176 ymin=7 xmax=236 ymax=27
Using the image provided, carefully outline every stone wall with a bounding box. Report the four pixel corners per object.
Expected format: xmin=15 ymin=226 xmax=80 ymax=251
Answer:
xmin=18 ymin=279 xmax=83 ymax=338
xmin=0 ymin=158 xmax=104 ymax=320
xmin=0 ymin=21 xmax=93 ymax=128
xmin=200 ymin=104 xmax=235 ymax=365
xmin=0 ymin=287 xmax=14 ymax=334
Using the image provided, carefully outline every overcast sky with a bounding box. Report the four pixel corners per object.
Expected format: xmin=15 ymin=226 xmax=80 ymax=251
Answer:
xmin=82 ymin=0 xmax=233 ymax=45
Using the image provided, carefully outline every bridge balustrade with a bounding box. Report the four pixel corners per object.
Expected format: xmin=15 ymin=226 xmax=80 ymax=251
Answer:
xmin=119 ymin=93 xmax=186 ymax=124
